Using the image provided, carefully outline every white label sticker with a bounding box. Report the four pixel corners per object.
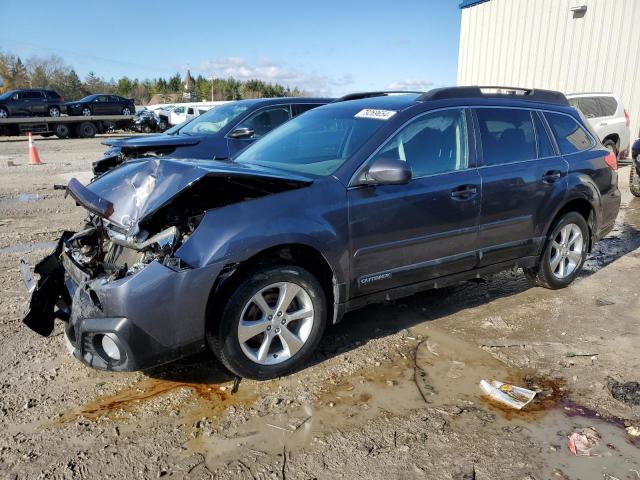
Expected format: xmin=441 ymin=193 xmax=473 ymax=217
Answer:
xmin=354 ymin=109 xmax=397 ymax=120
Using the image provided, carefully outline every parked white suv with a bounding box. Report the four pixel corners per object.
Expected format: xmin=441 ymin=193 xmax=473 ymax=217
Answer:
xmin=567 ymin=93 xmax=630 ymax=158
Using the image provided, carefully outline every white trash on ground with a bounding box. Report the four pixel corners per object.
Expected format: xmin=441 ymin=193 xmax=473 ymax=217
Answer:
xmin=479 ymin=380 xmax=536 ymax=410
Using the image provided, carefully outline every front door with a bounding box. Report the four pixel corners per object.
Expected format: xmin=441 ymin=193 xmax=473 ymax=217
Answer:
xmin=348 ymin=108 xmax=481 ymax=296
xmin=473 ymin=107 xmax=568 ymax=266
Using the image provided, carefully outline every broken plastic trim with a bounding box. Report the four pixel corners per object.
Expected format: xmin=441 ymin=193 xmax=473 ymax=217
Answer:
xmin=65 ymin=178 xmax=114 ymax=220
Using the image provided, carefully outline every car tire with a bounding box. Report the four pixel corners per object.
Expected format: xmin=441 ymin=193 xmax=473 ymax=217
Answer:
xmin=48 ymin=106 xmax=61 ymax=117
xmin=524 ymin=212 xmax=589 ymax=289
xmin=0 ymin=107 xmax=9 ymax=118
xmin=630 ymin=163 xmax=640 ymax=198
xmin=208 ymin=264 xmax=327 ymax=380
xmin=76 ymin=121 xmax=97 ymax=138
xmin=158 ymin=120 xmax=168 ymax=131
xmin=122 ymin=107 xmax=132 ymax=116
xmin=54 ymin=123 xmax=70 ymax=139
xmin=603 ymin=139 xmax=618 ymax=158
xmin=81 ymin=107 xmax=92 ymax=117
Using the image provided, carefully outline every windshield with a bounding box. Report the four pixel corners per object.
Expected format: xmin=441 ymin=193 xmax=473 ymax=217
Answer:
xmin=0 ymin=90 xmax=16 ymax=100
xmin=234 ymin=107 xmax=388 ymax=175
xmin=178 ymin=102 xmax=250 ymax=135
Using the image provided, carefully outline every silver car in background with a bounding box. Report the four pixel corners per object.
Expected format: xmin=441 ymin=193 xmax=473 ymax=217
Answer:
xmin=567 ymin=92 xmax=631 ymax=159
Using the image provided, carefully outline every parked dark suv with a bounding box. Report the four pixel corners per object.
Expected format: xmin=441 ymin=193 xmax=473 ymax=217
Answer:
xmin=0 ymin=89 xmax=65 ymax=118
xmin=66 ymin=94 xmax=135 ymax=117
xmin=93 ymin=97 xmax=332 ymax=175
xmin=21 ymin=87 xmax=620 ymax=380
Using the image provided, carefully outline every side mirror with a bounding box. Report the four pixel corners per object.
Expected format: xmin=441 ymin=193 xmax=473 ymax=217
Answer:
xmin=229 ymin=127 xmax=255 ymax=139
xmin=361 ymin=158 xmax=411 ymax=185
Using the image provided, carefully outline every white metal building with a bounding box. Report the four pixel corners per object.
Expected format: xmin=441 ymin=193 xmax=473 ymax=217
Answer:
xmin=457 ymin=0 xmax=640 ymax=147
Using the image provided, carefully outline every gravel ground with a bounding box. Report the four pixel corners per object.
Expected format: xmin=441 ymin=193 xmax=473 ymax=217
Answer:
xmin=0 ymin=134 xmax=639 ymax=479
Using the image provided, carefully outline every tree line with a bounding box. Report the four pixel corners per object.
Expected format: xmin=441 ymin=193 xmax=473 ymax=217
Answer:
xmin=0 ymin=51 xmax=304 ymax=103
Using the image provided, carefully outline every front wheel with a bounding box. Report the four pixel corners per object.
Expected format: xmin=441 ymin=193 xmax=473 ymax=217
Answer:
xmin=630 ymin=164 xmax=640 ymax=197
xmin=0 ymin=107 xmax=8 ymax=119
xmin=81 ymin=107 xmax=92 ymax=117
xmin=524 ymin=212 xmax=589 ymax=289
xmin=208 ymin=265 xmax=327 ymax=379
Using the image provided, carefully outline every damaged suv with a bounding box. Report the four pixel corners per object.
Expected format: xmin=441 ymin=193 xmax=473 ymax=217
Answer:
xmin=22 ymin=87 xmax=620 ymax=380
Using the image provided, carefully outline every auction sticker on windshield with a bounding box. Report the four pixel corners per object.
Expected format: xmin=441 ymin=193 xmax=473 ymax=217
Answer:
xmin=354 ymin=109 xmax=397 ymax=120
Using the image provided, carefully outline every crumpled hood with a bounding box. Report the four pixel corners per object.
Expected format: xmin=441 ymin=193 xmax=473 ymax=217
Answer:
xmin=102 ymin=134 xmax=202 ymax=149
xmin=67 ymin=158 xmax=313 ymax=236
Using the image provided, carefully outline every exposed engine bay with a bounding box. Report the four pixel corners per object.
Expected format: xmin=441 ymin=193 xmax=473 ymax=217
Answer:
xmin=65 ymin=157 xmax=311 ymax=280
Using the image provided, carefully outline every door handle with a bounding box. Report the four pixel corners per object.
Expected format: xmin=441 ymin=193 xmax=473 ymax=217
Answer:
xmin=450 ymin=185 xmax=478 ymax=200
xmin=542 ymin=170 xmax=562 ymax=183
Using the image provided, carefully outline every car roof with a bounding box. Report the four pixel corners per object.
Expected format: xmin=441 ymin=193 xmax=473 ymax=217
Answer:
xmin=237 ymin=97 xmax=333 ymax=108
xmin=321 ymin=93 xmax=422 ymax=112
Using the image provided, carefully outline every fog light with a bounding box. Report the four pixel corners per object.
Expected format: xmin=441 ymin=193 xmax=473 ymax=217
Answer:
xmin=100 ymin=335 xmax=121 ymax=361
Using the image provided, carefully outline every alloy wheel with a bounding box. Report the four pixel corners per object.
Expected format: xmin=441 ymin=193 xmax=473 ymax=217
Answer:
xmin=122 ymin=107 xmax=131 ymax=115
xmin=237 ymin=282 xmax=314 ymax=365
xmin=548 ymin=223 xmax=584 ymax=279
xmin=82 ymin=108 xmax=91 ymax=116
xmin=0 ymin=109 xmax=7 ymax=118
xmin=49 ymin=107 xmax=61 ymax=117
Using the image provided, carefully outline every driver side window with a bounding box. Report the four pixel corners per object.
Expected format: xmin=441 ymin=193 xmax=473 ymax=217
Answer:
xmin=237 ymin=106 xmax=291 ymax=139
xmin=371 ymin=108 xmax=468 ymax=178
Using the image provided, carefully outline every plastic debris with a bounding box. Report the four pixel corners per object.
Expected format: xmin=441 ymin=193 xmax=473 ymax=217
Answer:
xmin=567 ymin=427 xmax=601 ymax=456
xmin=607 ymin=378 xmax=640 ymax=406
xmin=626 ymin=426 xmax=640 ymax=437
xmin=479 ymin=380 xmax=536 ymax=410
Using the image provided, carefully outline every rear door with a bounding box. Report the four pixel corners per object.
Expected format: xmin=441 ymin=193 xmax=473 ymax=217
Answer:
xmin=348 ymin=107 xmax=481 ymax=296
xmin=29 ymin=91 xmax=47 ymax=114
xmin=474 ymin=107 xmax=568 ymax=266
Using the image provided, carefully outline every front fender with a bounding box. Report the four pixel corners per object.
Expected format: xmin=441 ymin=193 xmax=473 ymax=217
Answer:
xmin=175 ymin=178 xmax=349 ymax=286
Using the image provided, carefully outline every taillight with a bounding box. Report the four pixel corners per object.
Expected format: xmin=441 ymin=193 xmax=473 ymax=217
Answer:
xmin=60 ymin=96 xmax=65 ymax=102
xmin=625 ymin=110 xmax=630 ymax=128
xmin=604 ymin=151 xmax=618 ymax=170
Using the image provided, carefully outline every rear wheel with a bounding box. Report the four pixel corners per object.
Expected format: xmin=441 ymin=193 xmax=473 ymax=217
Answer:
xmin=76 ymin=121 xmax=97 ymax=138
xmin=603 ymin=139 xmax=618 ymax=158
xmin=208 ymin=264 xmax=327 ymax=379
xmin=524 ymin=212 xmax=589 ymax=289
xmin=54 ymin=123 xmax=70 ymax=139
xmin=630 ymin=164 xmax=640 ymax=197
xmin=48 ymin=106 xmax=61 ymax=117
xmin=122 ymin=107 xmax=132 ymax=116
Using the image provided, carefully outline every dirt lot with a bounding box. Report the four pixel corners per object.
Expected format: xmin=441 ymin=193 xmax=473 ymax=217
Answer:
xmin=0 ymin=134 xmax=639 ymax=480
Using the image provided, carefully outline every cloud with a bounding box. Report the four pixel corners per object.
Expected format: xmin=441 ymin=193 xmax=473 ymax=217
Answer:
xmin=198 ymin=57 xmax=353 ymax=96
xmin=386 ymin=79 xmax=434 ymax=92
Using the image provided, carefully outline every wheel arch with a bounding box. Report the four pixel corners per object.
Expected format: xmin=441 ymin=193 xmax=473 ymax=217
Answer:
xmin=602 ymin=133 xmax=620 ymax=150
xmin=205 ymin=243 xmax=339 ymax=337
xmin=545 ymin=196 xmax=596 ymax=252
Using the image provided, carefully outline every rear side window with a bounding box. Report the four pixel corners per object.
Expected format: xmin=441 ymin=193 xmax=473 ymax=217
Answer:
xmin=533 ymin=112 xmax=556 ymax=158
xmin=372 ymin=108 xmax=468 ymax=177
xmin=476 ymin=108 xmax=536 ymax=165
xmin=598 ymin=97 xmax=617 ymax=117
xmin=545 ymin=112 xmax=594 ymax=154
xmin=570 ymin=97 xmax=603 ymax=118
xmin=293 ymin=103 xmax=321 ymax=116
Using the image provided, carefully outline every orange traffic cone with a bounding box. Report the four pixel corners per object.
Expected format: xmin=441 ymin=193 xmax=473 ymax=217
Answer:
xmin=28 ymin=132 xmax=42 ymax=165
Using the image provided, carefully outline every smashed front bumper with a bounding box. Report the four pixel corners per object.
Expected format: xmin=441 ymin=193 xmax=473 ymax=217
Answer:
xmin=21 ymin=233 xmax=222 ymax=371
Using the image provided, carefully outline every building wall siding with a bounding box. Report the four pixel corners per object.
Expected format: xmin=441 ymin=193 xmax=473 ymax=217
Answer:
xmin=458 ymin=0 xmax=640 ymax=147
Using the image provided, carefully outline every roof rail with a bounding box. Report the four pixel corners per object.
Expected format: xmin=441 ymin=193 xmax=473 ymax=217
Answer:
xmin=333 ymin=91 xmax=424 ymax=103
xmin=417 ymin=86 xmax=569 ymax=106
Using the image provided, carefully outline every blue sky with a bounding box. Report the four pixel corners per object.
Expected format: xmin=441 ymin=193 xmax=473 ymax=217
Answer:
xmin=0 ymin=0 xmax=462 ymax=96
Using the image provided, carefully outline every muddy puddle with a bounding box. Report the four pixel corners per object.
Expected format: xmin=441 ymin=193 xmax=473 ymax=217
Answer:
xmin=60 ymin=377 xmax=257 ymax=423
xmin=58 ymin=323 xmax=640 ymax=477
